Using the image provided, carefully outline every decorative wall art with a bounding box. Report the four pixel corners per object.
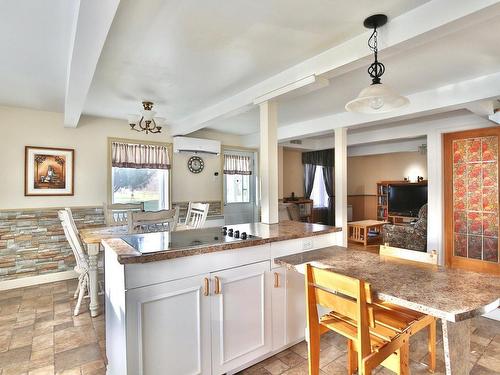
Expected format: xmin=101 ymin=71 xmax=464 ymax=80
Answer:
xmin=25 ymin=146 xmax=74 ymax=196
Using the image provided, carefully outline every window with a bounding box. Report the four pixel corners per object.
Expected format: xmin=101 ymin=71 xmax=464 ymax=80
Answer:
xmin=112 ymin=167 xmax=169 ymax=211
xmin=223 ymin=152 xmax=253 ymax=204
xmin=110 ymin=140 xmax=171 ymax=211
xmin=310 ymin=166 xmax=328 ymax=207
xmin=225 ymin=174 xmax=250 ymax=203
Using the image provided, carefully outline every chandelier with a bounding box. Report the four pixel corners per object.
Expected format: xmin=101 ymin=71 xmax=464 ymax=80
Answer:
xmin=345 ymin=14 xmax=409 ymax=114
xmin=127 ymin=101 xmax=165 ymax=134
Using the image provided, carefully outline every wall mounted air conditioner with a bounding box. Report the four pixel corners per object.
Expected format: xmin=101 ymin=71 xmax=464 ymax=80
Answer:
xmin=173 ymin=136 xmax=221 ymax=155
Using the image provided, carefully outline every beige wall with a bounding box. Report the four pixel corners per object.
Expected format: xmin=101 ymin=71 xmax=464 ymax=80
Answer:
xmin=282 ymin=148 xmax=304 ymax=198
xmin=278 ymin=146 xmax=284 ymax=199
xmin=0 ymin=105 xmax=242 ymax=209
xmin=348 ymin=151 xmax=427 ymax=195
xmin=347 ymin=151 xmax=427 ymax=220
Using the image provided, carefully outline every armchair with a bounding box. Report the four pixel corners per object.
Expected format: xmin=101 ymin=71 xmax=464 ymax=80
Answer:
xmin=382 ymin=204 xmax=428 ymax=251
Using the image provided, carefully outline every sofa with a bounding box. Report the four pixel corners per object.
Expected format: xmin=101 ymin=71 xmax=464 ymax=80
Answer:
xmin=382 ymin=204 xmax=427 ymax=251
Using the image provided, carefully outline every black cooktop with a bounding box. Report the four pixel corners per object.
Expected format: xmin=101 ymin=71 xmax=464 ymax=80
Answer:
xmin=121 ymin=227 xmax=259 ymax=254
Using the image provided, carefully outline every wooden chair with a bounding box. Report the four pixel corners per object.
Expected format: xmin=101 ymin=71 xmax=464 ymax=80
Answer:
xmin=375 ymin=244 xmax=438 ymax=372
xmin=58 ymin=209 xmax=90 ymax=316
xmin=128 ymin=207 xmax=180 ymax=234
xmin=183 ymin=202 xmax=209 ymax=229
xmin=104 ymin=202 xmax=144 ymax=226
xmin=305 ymin=264 xmax=411 ymax=375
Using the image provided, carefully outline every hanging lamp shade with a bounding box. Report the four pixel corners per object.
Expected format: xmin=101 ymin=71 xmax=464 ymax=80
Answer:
xmin=345 ymin=83 xmax=409 ymax=114
xmin=346 ymin=14 xmax=409 ymax=114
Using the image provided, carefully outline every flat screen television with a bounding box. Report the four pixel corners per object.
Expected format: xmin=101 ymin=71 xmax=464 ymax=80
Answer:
xmin=388 ymin=185 xmax=428 ymax=217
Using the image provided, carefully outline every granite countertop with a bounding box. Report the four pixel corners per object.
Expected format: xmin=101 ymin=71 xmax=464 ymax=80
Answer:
xmin=275 ymin=247 xmax=500 ymax=322
xmin=101 ymin=221 xmax=341 ymax=265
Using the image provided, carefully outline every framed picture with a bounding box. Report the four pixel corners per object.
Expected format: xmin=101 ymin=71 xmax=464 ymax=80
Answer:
xmin=25 ymin=146 xmax=74 ymax=196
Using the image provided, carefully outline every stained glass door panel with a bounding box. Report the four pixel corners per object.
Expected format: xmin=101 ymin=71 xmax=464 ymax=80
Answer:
xmin=445 ymin=128 xmax=500 ymax=274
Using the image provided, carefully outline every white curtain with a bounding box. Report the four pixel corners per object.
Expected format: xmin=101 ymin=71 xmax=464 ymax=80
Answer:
xmin=223 ymin=154 xmax=252 ymax=175
xmin=112 ymin=142 xmax=170 ymax=169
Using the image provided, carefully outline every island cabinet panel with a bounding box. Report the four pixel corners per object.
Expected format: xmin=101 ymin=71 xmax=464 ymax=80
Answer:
xmin=271 ymin=267 xmax=307 ymax=350
xmin=125 ymin=274 xmax=212 ymax=375
xmin=211 ymin=261 xmax=272 ymax=374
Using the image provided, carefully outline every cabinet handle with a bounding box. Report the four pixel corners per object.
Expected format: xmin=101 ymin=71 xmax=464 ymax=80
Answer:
xmin=274 ymin=272 xmax=279 ymax=288
xmin=203 ymin=277 xmax=209 ymax=296
xmin=214 ymin=276 xmax=221 ymax=294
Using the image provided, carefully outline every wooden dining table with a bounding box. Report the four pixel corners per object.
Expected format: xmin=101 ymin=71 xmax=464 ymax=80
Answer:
xmin=275 ymin=246 xmax=500 ymax=375
xmin=79 ymin=223 xmax=193 ymax=317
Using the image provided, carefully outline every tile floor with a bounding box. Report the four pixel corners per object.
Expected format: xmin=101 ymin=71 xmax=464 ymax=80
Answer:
xmin=0 ymin=279 xmax=105 ymax=375
xmin=1 ymin=279 xmax=499 ymax=375
xmin=237 ymin=317 xmax=500 ymax=375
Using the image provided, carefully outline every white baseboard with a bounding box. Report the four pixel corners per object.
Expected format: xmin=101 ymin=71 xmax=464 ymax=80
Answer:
xmin=0 ymin=270 xmax=78 ymax=291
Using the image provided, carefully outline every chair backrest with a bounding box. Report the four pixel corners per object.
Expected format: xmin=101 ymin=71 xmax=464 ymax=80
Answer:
xmin=278 ymin=203 xmax=292 ymax=221
xmin=128 ymin=207 xmax=180 ymax=234
xmin=58 ymin=209 xmax=88 ymax=271
xmin=184 ymin=202 xmax=209 ymax=229
xmin=287 ymin=204 xmax=301 ymax=221
xmin=305 ymin=264 xmax=374 ymax=358
xmin=104 ymin=202 xmax=144 ymax=226
xmin=380 ymin=244 xmax=438 ymax=265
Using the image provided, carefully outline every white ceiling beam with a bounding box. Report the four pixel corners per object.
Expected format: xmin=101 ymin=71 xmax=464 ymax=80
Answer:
xmin=172 ymin=0 xmax=500 ymax=135
xmin=253 ymin=75 xmax=329 ymax=105
xmin=275 ymin=71 xmax=500 ymax=142
xmin=64 ymin=0 xmax=120 ymax=127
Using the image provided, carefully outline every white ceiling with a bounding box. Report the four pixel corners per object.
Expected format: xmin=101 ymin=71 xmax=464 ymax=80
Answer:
xmin=83 ymin=0 xmax=427 ymax=121
xmin=0 ymin=0 xmax=77 ymax=112
xmin=206 ymin=16 xmax=500 ymax=135
xmin=0 ymin=0 xmax=499 ymax=140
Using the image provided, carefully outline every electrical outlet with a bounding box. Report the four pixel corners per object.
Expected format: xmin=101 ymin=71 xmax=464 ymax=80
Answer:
xmin=303 ymin=238 xmax=313 ymax=250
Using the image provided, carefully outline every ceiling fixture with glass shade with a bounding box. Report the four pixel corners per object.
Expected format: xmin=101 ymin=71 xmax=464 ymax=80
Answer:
xmin=345 ymin=14 xmax=409 ymax=114
xmin=127 ymin=101 xmax=165 ymax=134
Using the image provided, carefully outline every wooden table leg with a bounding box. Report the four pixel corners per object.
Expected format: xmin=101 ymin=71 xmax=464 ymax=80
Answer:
xmin=87 ymin=243 xmax=100 ymax=317
xmin=363 ymin=226 xmax=367 ymax=246
xmin=442 ymin=319 xmax=471 ymax=374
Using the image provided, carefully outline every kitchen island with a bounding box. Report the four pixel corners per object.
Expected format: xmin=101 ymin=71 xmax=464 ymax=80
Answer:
xmin=276 ymin=246 xmax=500 ymax=375
xmin=103 ymin=222 xmax=341 ymax=375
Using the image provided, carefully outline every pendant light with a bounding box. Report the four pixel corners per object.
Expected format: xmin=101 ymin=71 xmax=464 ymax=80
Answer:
xmin=345 ymin=14 xmax=409 ymax=114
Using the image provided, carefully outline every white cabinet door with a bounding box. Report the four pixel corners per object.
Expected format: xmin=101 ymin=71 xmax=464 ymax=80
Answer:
xmin=271 ymin=266 xmax=286 ymax=350
xmin=211 ymin=261 xmax=271 ymax=374
xmin=126 ymin=274 xmax=211 ymax=375
xmin=271 ymin=267 xmax=306 ymax=349
xmin=285 ymin=269 xmax=306 ymax=344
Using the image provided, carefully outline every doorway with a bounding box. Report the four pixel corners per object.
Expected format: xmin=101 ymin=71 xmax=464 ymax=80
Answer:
xmin=444 ymin=127 xmax=500 ymax=274
xmin=223 ymin=150 xmax=258 ymax=225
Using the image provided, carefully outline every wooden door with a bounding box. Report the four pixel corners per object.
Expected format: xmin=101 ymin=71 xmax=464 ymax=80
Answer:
xmin=444 ymin=127 xmax=500 ymax=274
xmin=211 ymin=261 xmax=272 ymax=374
xmin=126 ymin=274 xmax=212 ymax=375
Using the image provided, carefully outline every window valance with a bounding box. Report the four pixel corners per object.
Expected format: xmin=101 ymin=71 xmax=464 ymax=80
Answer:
xmin=302 ymin=149 xmax=334 ymax=167
xmin=111 ymin=142 xmax=170 ymax=170
xmin=223 ymin=154 xmax=252 ymax=175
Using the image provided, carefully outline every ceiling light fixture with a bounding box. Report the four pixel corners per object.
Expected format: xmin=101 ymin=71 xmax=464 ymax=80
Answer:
xmin=127 ymin=101 xmax=165 ymax=134
xmin=345 ymin=14 xmax=409 ymax=114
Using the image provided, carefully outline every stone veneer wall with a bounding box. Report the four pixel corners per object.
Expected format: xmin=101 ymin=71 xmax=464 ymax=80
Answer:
xmin=0 ymin=201 xmax=223 ymax=282
xmin=0 ymin=207 xmax=104 ymax=281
